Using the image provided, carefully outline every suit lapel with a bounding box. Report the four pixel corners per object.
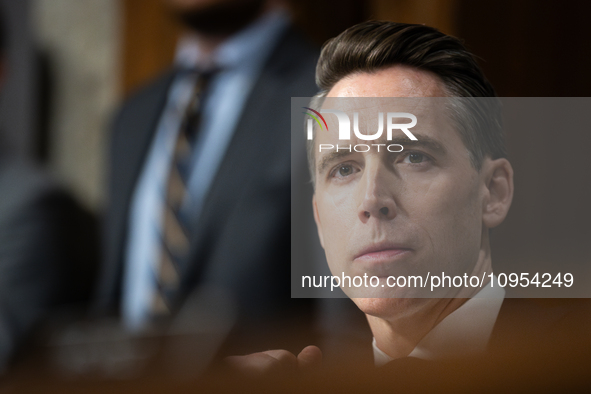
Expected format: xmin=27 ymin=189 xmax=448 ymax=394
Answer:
xmin=178 ymin=27 xmax=317 ymax=290
xmin=95 ymin=71 xmax=176 ymax=312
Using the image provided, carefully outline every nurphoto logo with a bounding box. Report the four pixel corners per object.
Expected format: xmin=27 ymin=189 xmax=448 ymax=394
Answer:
xmin=303 ymin=107 xmax=418 ymax=152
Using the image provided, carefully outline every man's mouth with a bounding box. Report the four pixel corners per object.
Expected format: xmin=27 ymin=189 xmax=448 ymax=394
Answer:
xmin=353 ymin=242 xmax=412 ymax=264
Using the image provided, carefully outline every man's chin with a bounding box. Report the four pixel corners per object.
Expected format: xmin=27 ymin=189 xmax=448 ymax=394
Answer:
xmin=339 ymin=276 xmax=428 ymax=299
xmin=351 ymin=297 xmax=428 ymax=320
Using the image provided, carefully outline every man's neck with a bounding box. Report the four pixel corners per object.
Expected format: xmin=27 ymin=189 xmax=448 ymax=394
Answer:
xmin=370 ymin=236 xmax=493 ymax=360
xmin=368 ymin=297 xmax=468 ymax=359
xmin=186 ymin=32 xmax=225 ymax=57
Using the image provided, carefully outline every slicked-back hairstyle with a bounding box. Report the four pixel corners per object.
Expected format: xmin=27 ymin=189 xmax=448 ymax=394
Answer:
xmin=308 ymin=21 xmax=506 ymax=181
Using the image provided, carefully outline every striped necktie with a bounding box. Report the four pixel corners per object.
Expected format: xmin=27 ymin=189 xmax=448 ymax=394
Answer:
xmin=150 ymin=69 xmax=217 ymax=318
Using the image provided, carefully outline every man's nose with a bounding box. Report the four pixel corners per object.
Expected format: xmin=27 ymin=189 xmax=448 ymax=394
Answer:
xmin=357 ymin=166 xmax=397 ymax=222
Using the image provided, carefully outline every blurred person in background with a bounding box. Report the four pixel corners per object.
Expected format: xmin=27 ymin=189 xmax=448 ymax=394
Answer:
xmin=0 ymin=13 xmax=97 ymax=373
xmin=94 ymin=0 xmax=319 ymax=354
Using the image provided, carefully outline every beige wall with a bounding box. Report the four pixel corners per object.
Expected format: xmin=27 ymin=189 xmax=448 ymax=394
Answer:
xmin=32 ymin=0 xmax=122 ymax=210
xmin=371 ymin=0 xmax=457 ymax=35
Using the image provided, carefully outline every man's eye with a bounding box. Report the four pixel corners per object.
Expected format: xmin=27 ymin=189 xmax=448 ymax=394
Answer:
xmin=404 ymin=152 xmax=427 ymax=164
xmin=331 ymin=164 xmax=357 ymax=179
xmin=338 ymin=165 xmax=354 ymax=176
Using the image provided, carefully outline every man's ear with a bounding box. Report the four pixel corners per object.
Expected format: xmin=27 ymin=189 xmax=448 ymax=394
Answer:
xmin=312 ymin=194 xmax=325 ymax=249
xmin=482 ymin=158 xmax=514 ymax=228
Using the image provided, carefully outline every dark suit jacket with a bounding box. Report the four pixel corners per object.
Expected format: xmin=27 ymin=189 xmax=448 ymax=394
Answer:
xmin=95 ymin=26 xmax=319 ymax=349
xmin=372 ymin=298 xmax=591 ymax=392
xmin=489 ymin=298 xmax=591 ymax=351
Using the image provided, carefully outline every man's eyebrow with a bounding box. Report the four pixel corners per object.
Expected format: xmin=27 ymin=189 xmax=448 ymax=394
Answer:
xmin=317 ymin=150 xmax=354 ymax=175
xmin=389 ymin=134 xmax=447 ymax=155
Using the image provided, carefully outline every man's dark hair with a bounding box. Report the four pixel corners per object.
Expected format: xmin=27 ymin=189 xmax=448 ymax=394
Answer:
xmin=309 ymin=21 xmax=505 ymax=178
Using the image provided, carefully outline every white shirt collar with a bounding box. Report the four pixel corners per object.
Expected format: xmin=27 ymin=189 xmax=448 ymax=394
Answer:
xmin=373 ymin=277 xmax=505 ymax=366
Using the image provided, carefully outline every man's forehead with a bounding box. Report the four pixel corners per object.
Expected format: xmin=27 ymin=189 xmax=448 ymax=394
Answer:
xmin=320 ymin=96 xmax=444 ymax=122
xmin=316 ymin=64 xmax=452 ymax=149
xmin=326 ymin=65 xmax=447 ymax=98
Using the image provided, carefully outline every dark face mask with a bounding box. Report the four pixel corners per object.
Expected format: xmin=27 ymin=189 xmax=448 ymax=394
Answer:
xmin=173 ymin=0 xmax=266 ymax=36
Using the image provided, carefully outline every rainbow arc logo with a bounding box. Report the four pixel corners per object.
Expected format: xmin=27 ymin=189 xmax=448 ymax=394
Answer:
xmin=302 ymin=107 xmax=328 ymax=131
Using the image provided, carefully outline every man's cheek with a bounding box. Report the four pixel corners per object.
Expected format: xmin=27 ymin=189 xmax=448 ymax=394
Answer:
xmin=320 ymin=194 xmax=357 ymax=228
xmin=326 ymin=186 xmax=356 ymax=208
xmin=318 ymin=212 xmax=349 ymax=261
xmin=409 ymin=177 xmax=476 ymax=220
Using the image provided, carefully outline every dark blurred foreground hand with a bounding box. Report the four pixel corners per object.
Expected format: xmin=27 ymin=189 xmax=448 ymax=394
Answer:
xmin=224 ymin=345 xmax=322 ymax=377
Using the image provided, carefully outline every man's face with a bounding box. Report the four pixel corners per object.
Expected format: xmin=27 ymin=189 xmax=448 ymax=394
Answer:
xmin=312 ymin=66 xmax=490 ymax=319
